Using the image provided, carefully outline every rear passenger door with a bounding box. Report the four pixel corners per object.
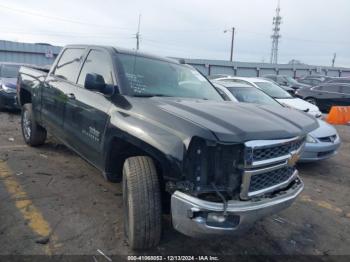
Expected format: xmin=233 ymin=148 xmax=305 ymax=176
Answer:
xmin=316 ymin=85 xmax=342 ymax=109
xmin=42 ymin=48 xmax=85 ymax=137
xmin=63 ymin=48 xmax=114 ymax=168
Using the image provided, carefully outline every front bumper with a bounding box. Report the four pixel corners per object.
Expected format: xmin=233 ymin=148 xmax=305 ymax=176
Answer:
xmin=0 ymin=91 xmax=19 ymax=110
xmin=171 ymin=177 xmax=303 ymax=238
xmin=300 ymin=138 xmax=341 ymax=162
xmin=309 ymin=110 xmax=322 ymax=119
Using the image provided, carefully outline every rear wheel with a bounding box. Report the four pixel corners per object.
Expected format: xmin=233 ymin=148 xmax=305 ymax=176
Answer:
xmin=21 ymin=103 xmax=47 ymax=146
xmin=122 ymin=156 xmax=161 ymax=249
xmin=305 ymin=97 xmax=317 ymax=105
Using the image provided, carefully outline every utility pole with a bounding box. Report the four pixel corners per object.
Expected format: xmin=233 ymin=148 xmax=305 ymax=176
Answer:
xmin=332 ymin=53 xmax=336 ymax=67
xmin=136 ymin=14 xmax=141 ymax=50
xmin=270 ymin=0 xmax=282 ymax=64
xmin=224 ymin=27 xmax=235 ymax=62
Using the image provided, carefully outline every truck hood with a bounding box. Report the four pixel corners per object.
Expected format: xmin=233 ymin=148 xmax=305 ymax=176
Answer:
xmin=128 ymin=97 xmax=319 ymax=143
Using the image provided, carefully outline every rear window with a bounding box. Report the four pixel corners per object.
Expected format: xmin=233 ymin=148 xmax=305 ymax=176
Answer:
xmin=54 ymin=48 xmax=85 ymax=82
xmin=0 ymin=65 xmax=20 ymax=78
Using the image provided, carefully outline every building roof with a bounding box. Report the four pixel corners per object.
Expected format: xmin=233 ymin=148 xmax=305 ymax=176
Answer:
xmin=0 ymin=40 xmax=61 ymax=55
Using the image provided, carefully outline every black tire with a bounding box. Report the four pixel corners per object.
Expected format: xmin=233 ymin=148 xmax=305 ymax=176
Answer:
xmin=122 ymin=156 xmax=161 ymax=250
xmin=21 ymin=103 xmax=47 ymax=146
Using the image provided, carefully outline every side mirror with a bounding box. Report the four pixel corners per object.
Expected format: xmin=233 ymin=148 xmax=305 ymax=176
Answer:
xmin=85 ymin=73 xmax=106 ymax=92
xmin=84 ymin=73 xmax=114 ymax=95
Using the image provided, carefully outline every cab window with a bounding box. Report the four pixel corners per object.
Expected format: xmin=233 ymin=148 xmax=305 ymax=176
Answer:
xmin=78 ymin=50 xmax=114 ymax=87
xmin=54 ymin=48 xmax=85 ymax=82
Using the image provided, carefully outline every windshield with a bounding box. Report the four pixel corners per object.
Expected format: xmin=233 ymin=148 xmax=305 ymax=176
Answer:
xmin=1 ymin=65 xmax=20 ymax=78
xmin=285 ymin=76 xmax=299 ymax=85
xmin=226 ymin=86 xmax=282 ymax=107
xmin=117 ymin=54 xmax=223 ymax=101
xmin=254 ymin=81 xmax=292 ymax=99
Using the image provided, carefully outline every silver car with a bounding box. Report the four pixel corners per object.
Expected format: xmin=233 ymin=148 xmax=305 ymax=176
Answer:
xmin=214 ymin=81 xmax=341 ymax=162
xmin=303 ymin=120 xmax=341 ymax=162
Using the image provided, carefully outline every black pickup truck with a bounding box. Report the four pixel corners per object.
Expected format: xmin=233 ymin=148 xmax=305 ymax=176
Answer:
xmin=17 ymin=45 xmax=318 ymax=249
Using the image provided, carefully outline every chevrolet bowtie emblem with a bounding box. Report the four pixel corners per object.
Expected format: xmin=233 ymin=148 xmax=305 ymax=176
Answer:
xmin=288 ymin=153 xmax=300 ymax=166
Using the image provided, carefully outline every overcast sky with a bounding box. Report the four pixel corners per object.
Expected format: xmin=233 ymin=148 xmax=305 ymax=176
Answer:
xmin=0 ymin=0 xmax=349 ymax=67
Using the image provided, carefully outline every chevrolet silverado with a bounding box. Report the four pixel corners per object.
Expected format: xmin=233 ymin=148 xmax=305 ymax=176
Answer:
xmin=17 ymin=45 xmax=318 ymax=249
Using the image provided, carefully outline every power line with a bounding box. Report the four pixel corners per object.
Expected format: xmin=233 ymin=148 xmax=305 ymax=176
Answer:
xmin=0 ymin=4 xmax=133 ymax=31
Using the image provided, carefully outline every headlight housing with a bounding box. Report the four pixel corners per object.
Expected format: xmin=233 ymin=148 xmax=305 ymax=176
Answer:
xmin=0 ymin=84 xmax=16 ymax=93
xmin=306 ymin=134 xmax=317 ymax=143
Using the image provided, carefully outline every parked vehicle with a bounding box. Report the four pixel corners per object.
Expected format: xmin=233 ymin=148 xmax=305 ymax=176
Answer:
xmin=207 ymin=74 xmax=233 ymax=80
xmin=297 ymin=75 xmax=333 ymax=82
xmin=263 ymin=74 xmax=310 ymax=90
xmin=17 ymin=45 xmax=318 ymax=249
xmin=298 ymin=77 xmax=324 ymax=86
xmin=0 ymin=63 xmax=22 ymax=110
xmin=260 ymin=77 xmax=296 ymax=95
xmin=326 ymin=77 xmax=350 ymax=84
xmin=212 ymin=76 xmax=322 ymax=118
xmin=295 ymin=83 xmax=350 ymax=113
xmin=214 ymin=81 xmax=341 ymax=162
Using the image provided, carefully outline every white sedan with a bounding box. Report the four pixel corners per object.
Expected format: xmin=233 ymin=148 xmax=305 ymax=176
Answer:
xmin=212 ymin=76 xmax=322 ymax=118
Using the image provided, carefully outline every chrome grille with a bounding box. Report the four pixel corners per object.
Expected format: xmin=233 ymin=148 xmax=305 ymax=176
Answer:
xmin=241 ymin=136 xmax=304 ymax=200
xmin=252 ymin=138 xmax=305 ymax=162
xmin=249 ymin=167 xmax=295 ymax=192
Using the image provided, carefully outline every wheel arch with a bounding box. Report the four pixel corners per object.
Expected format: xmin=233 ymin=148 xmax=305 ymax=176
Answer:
xmin=103 ymin=132 xmax=183 ymax=184
xmin=19 ymin=88 xmax=32 ymax=106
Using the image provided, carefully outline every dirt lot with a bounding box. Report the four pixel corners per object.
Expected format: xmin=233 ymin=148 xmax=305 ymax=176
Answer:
xmin=0 ymin=111 xmax=349 ymax=258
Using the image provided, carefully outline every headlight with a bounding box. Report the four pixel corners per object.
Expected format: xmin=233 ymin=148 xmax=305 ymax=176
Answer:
xmin=0 ymin=84 xmax=16 ymax=93
xmin=306 ymin=134 xmax=317 ymax=143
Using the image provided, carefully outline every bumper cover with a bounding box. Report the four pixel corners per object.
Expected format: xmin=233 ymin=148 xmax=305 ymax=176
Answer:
xmin=171 ymin=178 xmax=303 ymax=237
xmin=300 ymin=138 xmax=341 ymax=162
xmin=0 ymin=91 xmax=19 ymax=109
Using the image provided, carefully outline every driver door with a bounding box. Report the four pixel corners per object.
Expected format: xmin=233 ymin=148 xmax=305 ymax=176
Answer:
xmin=63 ymin=48 xmax=115 ymax=168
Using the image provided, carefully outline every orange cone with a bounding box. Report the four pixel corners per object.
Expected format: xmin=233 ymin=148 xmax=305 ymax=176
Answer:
xmin=346 ymin=106 xmax=350 ymax=124
xmin=326 ymin=106 xmax=348 ymax=125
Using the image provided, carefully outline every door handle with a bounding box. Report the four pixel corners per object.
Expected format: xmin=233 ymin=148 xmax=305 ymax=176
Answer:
xmin=66 ymin=93 xmax=76 ymax=100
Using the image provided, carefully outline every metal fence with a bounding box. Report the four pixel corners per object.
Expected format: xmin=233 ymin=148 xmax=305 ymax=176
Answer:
xmin=182 ymin=58 xmax=350 ymax=78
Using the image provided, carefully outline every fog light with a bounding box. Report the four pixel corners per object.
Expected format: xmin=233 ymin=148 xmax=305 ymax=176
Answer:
xmin=207 ymin=213 xmax=226 ymax=223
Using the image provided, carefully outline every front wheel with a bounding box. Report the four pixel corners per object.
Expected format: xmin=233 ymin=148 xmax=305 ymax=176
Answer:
xmin=122 ymin=156 xmax=162 ymax=249
xmin=21 ymin=103 xmax=47 ymax=146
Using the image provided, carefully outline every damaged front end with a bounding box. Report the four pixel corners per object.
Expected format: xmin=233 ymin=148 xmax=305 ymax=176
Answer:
xmin=168 ymin=136 xmax=305 ymax=237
